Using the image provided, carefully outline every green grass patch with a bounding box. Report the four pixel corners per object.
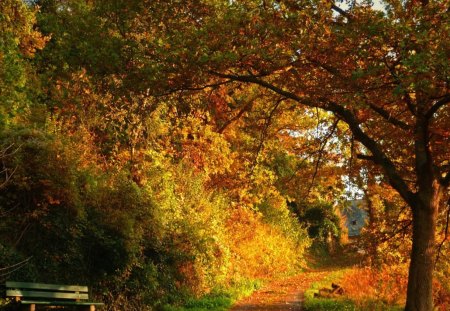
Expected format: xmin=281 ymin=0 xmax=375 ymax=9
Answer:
xmin=160 ymin=294 xmax=232 ymax=311
xmin=302 ymin=269 xmax=356 ymax=310
xmin=304 ymin=296 xmax=403 ymax=311
xmin=159 ymin=279 xmax=262 ymax=311
xmin=304 ymin=297 xmax=357 ymax=311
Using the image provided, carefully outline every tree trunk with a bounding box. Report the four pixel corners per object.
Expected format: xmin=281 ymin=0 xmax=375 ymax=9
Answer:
xmin=405 ymin=185 xmax=440 ymax=311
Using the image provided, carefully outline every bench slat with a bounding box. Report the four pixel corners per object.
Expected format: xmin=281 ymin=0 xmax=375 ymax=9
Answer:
xmin=21 ymin=300 xmax=104 ymax=306
xmin=6 ymin=281 xmax=88 ymax=292
xmin=7 ymin=289 xmax=89 ymax=300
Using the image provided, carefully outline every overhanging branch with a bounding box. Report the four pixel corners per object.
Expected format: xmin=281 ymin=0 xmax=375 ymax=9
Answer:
xmin=250 ymin=97 xmax=286 ymax=174
xmin=210 ymin=71 xmax=417 ymax=207
xmin=306 ymin=117 xmax=340 ymax=196
xmin=368 ymin=103 xmax=411 ymax=131
xmin=425 ymin=95 xmax=450 ymax=120
xmin=217 ymin=94 xmax=257 ymax=134
xmin=210 ymin=71 xmax=309 ymax=105
xmin=306 ymin=58 xmax=411 ymax=131
xmin=154 ymin=79 xmax=233 ymax=97
xmin=357 ymin=154 xmax=376 ymax=162
xmin=325 ymin=101 xmax=417 ymax=206
xmin=330 ymin=3 xmax=353 ymax=20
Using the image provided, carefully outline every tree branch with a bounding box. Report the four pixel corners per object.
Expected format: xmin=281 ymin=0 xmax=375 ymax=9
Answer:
xmin=0 ymin=256 xmax=33 ymax=272
xmin=425 ymin=95 xmax=450 ymax=120
xmin=250 ymin=97 xmax=286 ymax=173
xmin=0 ymin=256 xmax=33 ymax=281
xmin=325 ymin=101 xmax=417 ymax=207
xmin=357 ymin=154 xmax=376 ymax=161
xmin=210 ymin=71 xmax=307 ymax=104
xmin=331 ymin=4 xmax=353 ymax=20
xmin=0 ymin=166 xmax=17 ymax=189
xmin=210 ymin=71 xmax=417 ymax=207
xmin=378 ymin=220 xmax=412 ymax=244
xmin=154 ymin=79 xmax=232 ymax=97
xmin=383 ymin=58 xmax=417 ymax=116
xmin=306 ymin=57 xmax=343 ymax=78
xmin=218 ymin=100 xmax=254 ymax=134
xmin=368 ymin=103 xmax=411 ymax=131
xmin=306 ymin=58 xmax=410 ymax=131
xmin=0 ymin=144 xmax=20 ymax=189
xmin=306 ymin=117 xmax=340 ymax=196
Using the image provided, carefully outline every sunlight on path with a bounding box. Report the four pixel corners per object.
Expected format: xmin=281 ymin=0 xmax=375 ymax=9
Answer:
xmin=230 ymin=271 xmax=329 ymax=311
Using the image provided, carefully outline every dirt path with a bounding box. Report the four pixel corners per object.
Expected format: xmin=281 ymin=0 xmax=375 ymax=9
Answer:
xmin=230 ymin=271 xmax=329 ymax=311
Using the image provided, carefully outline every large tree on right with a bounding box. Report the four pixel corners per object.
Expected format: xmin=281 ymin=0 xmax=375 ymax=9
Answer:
xmin=175 ymin=1 xmax=449 ymax=310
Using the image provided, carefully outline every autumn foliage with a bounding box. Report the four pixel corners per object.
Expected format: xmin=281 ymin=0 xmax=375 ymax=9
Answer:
xmin=341 ymin=265 xmax=409 ymax=306
xmin=1 ymin=0 xmax=450 ymax=311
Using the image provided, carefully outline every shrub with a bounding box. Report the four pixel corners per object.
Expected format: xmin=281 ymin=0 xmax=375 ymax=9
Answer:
xmin=340 ymin=265 xmax=408 ymax=307
xmin=226 ymin=206 xmax=306 ymax=280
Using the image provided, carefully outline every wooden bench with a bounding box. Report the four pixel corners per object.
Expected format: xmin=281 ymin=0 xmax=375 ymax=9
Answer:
xmin=5 ymin=281 xmax=104 ymax=311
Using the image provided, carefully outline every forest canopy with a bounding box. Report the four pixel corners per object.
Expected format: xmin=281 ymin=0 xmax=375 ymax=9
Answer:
xmin=0 ymin=1 xmax=449 ymax=311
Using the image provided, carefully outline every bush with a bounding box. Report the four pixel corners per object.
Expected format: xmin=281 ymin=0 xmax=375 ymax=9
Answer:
xmin=303 ymin=269 xmax=404 ymax=311
xmin=226 ymin=205 xmax=308 ymax=280
xmin=340 ymin=265 xmax=408 ymax=307
xmin=0 ymin=126 xmax=312 ymax=310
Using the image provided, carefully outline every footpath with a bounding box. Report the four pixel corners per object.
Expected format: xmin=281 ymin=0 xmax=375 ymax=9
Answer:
xmin=230 ymin=271 xmax=330 ymax=311
xmin=230 ymin=246 xmax=362 ymax=311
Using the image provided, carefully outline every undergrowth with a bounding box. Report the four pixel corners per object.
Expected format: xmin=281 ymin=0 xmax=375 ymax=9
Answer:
xmin=159 ymin=279 xmax=262 ymax=311
xmin=303 ymin=268 xmax=404 ymax=311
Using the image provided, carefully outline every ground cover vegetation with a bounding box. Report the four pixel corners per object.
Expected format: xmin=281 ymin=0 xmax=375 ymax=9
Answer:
xmin=0 ymin=0 xmax=449 ymax=311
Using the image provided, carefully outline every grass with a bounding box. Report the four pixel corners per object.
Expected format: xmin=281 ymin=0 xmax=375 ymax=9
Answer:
xmin=302 ymin=267 xmax=403 ymax=311
xmin=304 ymin=298 xmax=404 ymax=311
xmin=159 ymin=279 xmax=262 ymax=311
xmin=303 ymin=269 xmax=355 ymax=311
xmin=160 ymin=295 xmax=232 ymax=311
xmin=303 ymin=243 xmax=405 ymax=311
xmin=303 ymin=298 xmax=357 ymax=311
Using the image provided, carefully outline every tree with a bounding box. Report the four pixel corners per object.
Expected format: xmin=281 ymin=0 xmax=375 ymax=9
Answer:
xmin=0 ymin=0 xmax=47 ymax=129
xmin=200 ymin=2 xmax=448 ymax=310
xmin=32 ymin=0 xmax=449 ymax=309
xmin=0 ymin=0 xmax=47 ymax=187
xmin=144 ymin=1 xmax=447 ymax=310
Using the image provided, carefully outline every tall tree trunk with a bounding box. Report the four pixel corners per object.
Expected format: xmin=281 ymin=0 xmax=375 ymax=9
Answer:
xmin=405 ymin=182 xmax=441 ymax=311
